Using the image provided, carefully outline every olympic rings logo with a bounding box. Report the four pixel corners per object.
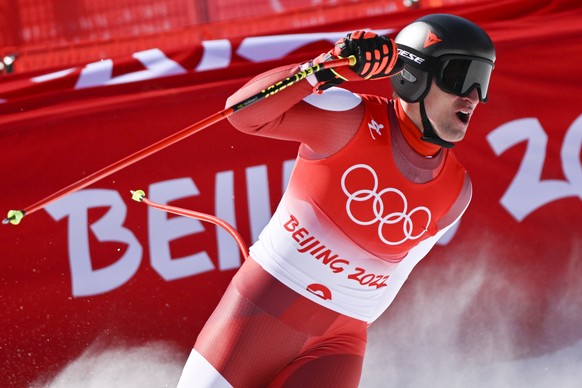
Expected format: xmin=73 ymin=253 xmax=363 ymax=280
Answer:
xmin=341 ymin=164 xmax=431 ymax=245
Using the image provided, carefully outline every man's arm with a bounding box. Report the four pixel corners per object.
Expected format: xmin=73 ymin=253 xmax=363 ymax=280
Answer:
xmin=225 ymin=31 xmax=399 ymax=158
xmin=225 ymin=64 xmax=364 ymax=158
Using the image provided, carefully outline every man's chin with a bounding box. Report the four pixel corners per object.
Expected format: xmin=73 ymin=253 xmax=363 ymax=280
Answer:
xmin=436 ymin=128 xmax=465 ymax=143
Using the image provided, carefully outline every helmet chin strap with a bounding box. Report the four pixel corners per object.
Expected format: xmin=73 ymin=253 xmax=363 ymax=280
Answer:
xmin=419 ymin=100 xmax=455 ymax=148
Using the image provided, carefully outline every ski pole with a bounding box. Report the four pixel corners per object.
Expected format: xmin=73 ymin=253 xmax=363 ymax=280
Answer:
xmin=130 ymin=190 xmax=249 ymax=259
xmin=3 ymin=55 xmax=356 ymax=225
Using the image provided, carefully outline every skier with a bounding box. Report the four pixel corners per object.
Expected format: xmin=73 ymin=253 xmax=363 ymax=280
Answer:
xmin=178 ymin=13 xmax=495 ymax=387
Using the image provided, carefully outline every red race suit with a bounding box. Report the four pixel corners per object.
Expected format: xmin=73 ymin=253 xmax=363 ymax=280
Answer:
xmin=177 ymin=64 xmax=472 ymax=387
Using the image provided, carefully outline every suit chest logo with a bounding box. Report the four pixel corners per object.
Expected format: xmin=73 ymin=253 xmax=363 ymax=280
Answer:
xmin=368 ymin=118 xmax=384 ymax=140
xmin=341 ymin=164 xmax=431 ymax=245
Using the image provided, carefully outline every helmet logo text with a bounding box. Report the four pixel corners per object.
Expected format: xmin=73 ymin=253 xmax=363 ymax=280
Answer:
xmin=397 ymin=48 xmax=425 ymax=64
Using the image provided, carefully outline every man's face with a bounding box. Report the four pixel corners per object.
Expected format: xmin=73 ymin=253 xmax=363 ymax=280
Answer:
xmin=423 ymin=80 xmax=480 ymax=143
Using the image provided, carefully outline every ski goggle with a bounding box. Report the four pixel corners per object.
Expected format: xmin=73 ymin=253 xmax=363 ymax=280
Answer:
xmin=435 ymin=56 xmax=494 ymax=102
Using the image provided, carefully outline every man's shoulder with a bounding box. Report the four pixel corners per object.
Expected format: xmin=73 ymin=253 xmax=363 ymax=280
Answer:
xmin=357 ymin=93 xmax=391 ymax=106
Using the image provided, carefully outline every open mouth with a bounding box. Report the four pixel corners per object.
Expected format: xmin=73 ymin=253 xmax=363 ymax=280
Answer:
xmin=456 ymin=111 xmax=470 ymax=124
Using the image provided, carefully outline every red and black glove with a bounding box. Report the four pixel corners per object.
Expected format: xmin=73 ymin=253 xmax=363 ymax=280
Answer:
xmin=313 ymin=30 xmax=401 ymax=91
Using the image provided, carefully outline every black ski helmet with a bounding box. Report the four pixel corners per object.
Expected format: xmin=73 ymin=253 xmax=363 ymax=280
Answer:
xmin=391 ymin=14 xmax=496 ymax=103
xmin=390 ymin=14 xmax=495 ymax=148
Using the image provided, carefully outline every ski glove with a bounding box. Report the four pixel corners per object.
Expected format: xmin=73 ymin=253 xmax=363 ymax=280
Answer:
xmin=313 ymin=30 xmax=401 ymax=91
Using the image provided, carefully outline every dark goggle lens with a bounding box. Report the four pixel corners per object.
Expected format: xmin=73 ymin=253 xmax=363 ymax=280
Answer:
xmin=438 ymin=58 xmax=493 ymax=102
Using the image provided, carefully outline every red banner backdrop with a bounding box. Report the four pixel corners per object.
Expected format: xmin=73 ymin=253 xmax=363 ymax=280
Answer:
xmin=1 ymin=0 xmax=411 ymax=74
xmin=1 ymin=0 xmax=581 ymax=386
